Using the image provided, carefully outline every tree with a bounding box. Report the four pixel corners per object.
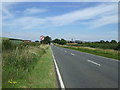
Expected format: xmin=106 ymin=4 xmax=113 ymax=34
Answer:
xmin=75 ymin=40 xmax=83 ymax=44
xmin=53 ymin=39 xmax=60 ymax=44
xmin=105 ymin=41 xmax=109 ymax=43
xmin=35 ymin=40 xmax=39 ymax=42
xmin=110 ymin=40 xmax=117 ymax=43
xmin=100 ymin=40 xmax=105 ymax=43
xmin=59 ymin=39 xmax=67 ymax=45
xmin=52 ymin=38 xmax=67 ymax=45
xmin=42 ymin=36 xmax=51 ymax=45
xmin=68 ymin=41 xmax=74 ymax=43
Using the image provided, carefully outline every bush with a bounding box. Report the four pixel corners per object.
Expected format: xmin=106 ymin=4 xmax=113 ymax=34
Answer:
xmin=2 ymin=40 xmax=17 ymax=51
xmin=53 ymin=38 xmax=67 ymax=45
xmin=76 ymin=43 xmax=118 ymax=50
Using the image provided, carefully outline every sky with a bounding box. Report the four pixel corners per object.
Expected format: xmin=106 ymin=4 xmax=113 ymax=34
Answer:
xmin=2 ymin=2 xmax=118 ymax=41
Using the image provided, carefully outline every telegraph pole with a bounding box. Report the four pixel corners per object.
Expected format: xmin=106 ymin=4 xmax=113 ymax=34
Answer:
xmin=72 ymin=38 xmax=73 ymax=42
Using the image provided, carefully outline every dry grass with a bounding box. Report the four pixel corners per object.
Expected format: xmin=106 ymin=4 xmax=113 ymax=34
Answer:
xmin=39 ymin=44 xmax=49 ymax=49
xmin=61 ymin=45 xmax=118 ymax=54
xmin=66 ymin=43 xmax=77 ymax=45
xmin=57 ymin=44 xmax=119 ymax=60
xmin=2 ymin=44 xmax=46 ymax=88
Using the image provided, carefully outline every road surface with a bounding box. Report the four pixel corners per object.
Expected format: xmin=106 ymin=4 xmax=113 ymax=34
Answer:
xmin=51 ymin=45 xmax=119 ymax=88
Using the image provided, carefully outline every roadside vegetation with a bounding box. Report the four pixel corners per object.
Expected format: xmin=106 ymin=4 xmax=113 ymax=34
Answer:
xmin=0 ymin=37 xmax=2 ymax=89
xmin=52 ymin=39 xmax=119 ymax=60
xmin=2 ymin=36 xmax=57 ymax=88
xmin=68 ymin=40 xmax=119 ymax=50
xmin=24 ymin=46 xmax=57 ymax=88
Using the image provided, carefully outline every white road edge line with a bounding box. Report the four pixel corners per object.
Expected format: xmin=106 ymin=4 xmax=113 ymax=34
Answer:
xmin=88 ymin=60 xmax=101 ymax=66
xmin=50 ymin=46 xmax=65 ymax=89
xmin=71 ymin=53 xmax=75 ymax=56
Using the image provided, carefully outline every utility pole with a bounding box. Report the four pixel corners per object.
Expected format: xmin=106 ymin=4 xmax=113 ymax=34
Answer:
xmin=72 ymin=38 xmax=73 ymax=42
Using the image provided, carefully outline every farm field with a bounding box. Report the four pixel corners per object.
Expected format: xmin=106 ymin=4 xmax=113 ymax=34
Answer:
xmin=56 ymin=43 xmax=119 ymax=60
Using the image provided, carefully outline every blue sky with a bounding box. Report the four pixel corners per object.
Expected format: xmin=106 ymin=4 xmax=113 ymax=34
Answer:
xmin=2 ymin=2 xmax=118 ymax=41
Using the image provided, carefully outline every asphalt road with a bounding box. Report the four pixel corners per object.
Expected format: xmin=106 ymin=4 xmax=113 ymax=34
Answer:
xmin=51 ymin=45 xmax=119 ymax=88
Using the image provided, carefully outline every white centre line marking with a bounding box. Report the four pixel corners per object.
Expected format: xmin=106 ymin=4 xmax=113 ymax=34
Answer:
xmin=71 ymin=53 xmax=75 ymax=56
xmin=87 ymin=60 xmax=101 ymax=66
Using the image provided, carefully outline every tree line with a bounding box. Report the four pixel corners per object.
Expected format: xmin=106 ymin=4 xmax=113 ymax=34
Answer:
xmin=52 ymin=39 xmax=119 ymax=50
xmin=35 ymin=36 xmax=67 ymax=45
xmin=35 ymin=36 xmax=119 ymax=50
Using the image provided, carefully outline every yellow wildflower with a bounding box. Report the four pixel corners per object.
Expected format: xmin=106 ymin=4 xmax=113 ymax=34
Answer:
xmin=8 ymin=79 xmax=17 ymax=84
xmin=13 ymin=82 xmax=17 ymax=84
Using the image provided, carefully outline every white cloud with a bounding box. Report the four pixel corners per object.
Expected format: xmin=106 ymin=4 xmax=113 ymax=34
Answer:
xmin=2 ymin=7 xmax=14 ymax=20
xmin=2 ymin=2 xmax=118 ymax=41
xmin=2 ymin=3 xmax=118 ymax=30
xmin=85 ymin=15 xmax=118 ymax=29
xmin=49 ymin=3 xmax=118 ymax=27
xmin=23 ymin=7 xmax=47 ymax=14
xmin=2 ymin=2 xmax=18 ymax=20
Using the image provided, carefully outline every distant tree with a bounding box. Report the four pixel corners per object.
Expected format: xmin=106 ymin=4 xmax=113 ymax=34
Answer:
xmin=94 ymin=41 xmax=100 ymax=43
xmin=69 ymin=41 xmax=74 ymax=43
xmin=75 ymin=40 xmax=83 ymax=44
xmin=105 ymin=41 xmax=109 ymax=43
xmin=53 ymin=38 xmax=67 ymax=45
xmin=42 ymin=36 xmax=51 ymax=45
xmin=53 ymin=39 xmax=60 ymax=44
xmin=59 ymin=39 xmax=67 ymax=45
xmin=75 ymin=40 xmax=79 ymax=43
xmin=35 ymin=40 xmax=39 ymax=42
xmin=110 ymin=40 xmax=117 ymax=43
xmin=118 ymin=41 xmax=120 ymax=50
xmin=100 ymin=40 xmax=105 ymax=43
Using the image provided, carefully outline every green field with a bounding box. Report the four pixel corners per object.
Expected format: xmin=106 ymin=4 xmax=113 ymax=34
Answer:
xmin=56 ymin=44 xmax=119 ymax=60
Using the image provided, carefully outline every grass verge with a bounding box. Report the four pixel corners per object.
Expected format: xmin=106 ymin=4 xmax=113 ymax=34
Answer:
xmin=2 ymin=39 xmax=57 ymax=88
xmin=19 ymin=46 xmax=58 ymax=88
xmin=2 ymin=45 xmax=46 ymax=88
xmin=56 ymin=44 xmax=119 ymax=60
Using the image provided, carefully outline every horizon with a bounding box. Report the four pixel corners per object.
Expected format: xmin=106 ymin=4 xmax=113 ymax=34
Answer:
xmin=1 ymin=36 xmax=118 ymax=42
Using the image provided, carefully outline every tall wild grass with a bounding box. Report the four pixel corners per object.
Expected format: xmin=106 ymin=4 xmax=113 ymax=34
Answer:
xmin=2 ymin=40 xmax=46 ymax=88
